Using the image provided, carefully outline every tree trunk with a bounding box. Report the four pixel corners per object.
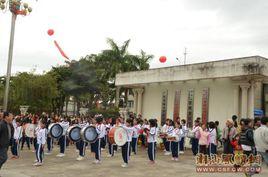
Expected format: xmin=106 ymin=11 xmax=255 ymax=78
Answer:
xmin=65 ymin=96 xmax=69 ymax=116
xmin=77 ymin=100 xmax=81 ymax=116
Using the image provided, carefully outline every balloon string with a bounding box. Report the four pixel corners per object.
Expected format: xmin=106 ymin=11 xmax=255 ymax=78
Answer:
xmin=54 ymin=40 xmax=70 ymax=60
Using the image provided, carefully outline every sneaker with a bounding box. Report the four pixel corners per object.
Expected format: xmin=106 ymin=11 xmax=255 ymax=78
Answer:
xmin=174 ymin=158 xmax=179 ymax=161
xmin=107 ymin=154 xmax=113 ymax=157
xmin=76 ymin=156 xmax=84 ymax=161
xmin=101 ymin=148 xmax=105 ymax=151
xmin=164 ymin=152 xmax=171 ymax=155
xmin=171 ymin=157 xmax=175 ymax=161
xmin=121 ymin=163 xmax=128 ymax=168
xmin=179 ymin=151 xmax=184 ymax=154
xmin=44 ymin=152 xmax=52 ymax=155
xmin=56 ymin=153 xmax=65 ymax=157
xmin=93 ymin=160 xmax=101 ymax=164
xmin=33 ymin=162 xmax=43 ymax=166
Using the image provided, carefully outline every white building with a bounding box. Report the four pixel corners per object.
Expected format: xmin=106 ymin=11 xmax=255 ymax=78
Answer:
xmin=115 ymin=56 xmax=268 ymax=128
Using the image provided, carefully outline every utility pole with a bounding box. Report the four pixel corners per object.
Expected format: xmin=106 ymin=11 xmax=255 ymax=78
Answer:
xmin=3 ymin=13 xmax=17 ymax=111
xmin=1 ymin=0 xmax=33 ymax=111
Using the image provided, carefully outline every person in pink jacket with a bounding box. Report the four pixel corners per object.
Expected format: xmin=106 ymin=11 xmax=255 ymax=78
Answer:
xmin=198 ymin=124 xmax=210 ymax=154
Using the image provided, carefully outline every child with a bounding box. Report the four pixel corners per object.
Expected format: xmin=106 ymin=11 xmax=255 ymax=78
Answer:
xmin=198 ymin=124 xmax=210 ymax=154
xmin=191 ymin=120 xmax=201 ymax=155
xmin=77 ymin=118 xmax=89 ymax=161
xmin=165 ymin=119 xmax=174 ymax=155
xmin=93 ymin=116 xmax=106 ymax=164
xmin=107 ymin=117 xmax=116 ymax=157
xmin=121 ymin=118 xmax=134 ymax=168
xmin=147 ymin=119 xmax=157 ymax=164
xmin=132 ymin=118 xmax=141 ymax=155
xmin=208 ymin=121 xmax=217 ymax=156
xmin=11 ymin=118 xmax=22 ymax=159
xmin=180 ymin=119 xmax=188 ymax=154
xmin=57 ymin=117 xmax=70 ymax=157
xmin=171 ymin=121 xmax=183 ymax=161
xmin=33 ymin=119 xmax=46 ymax=166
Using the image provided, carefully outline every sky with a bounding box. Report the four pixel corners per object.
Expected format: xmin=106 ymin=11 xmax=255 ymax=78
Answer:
xmin=0 ymin=0 xmax=268 ymax=75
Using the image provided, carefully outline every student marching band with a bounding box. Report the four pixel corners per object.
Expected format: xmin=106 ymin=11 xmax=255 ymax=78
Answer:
xmin=5 ymin=113 xmax=268 ymax=170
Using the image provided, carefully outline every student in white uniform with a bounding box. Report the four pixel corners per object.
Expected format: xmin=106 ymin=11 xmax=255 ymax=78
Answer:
xmin=208 ymin=121 xmax=217 ymax=156
xmin=121 ymin=118 xmax=134 ymax=168
xmin=11 ymin=118 xmax=22 ymax=159
xmin=93 ymin=116 xmax=106 ymax=164
xmin=77 ymin=118 xmax=89 ymax=161
xmin=33 ymin=119 xmax=46 ymax=166
xmin=180 ymin=119 xmax=188 ymax=154
xmin=107 ymin=117 xmax=116 ymax=157
xmin=132 ymin=119 xmax=141 ymax=155
xmin=147 ymin=119 xmax=157 ymax=164
xmin=171 ymin=120 xmax=183 ymax=161
xmin=165 ymin=119 xmax=174 ymax=155
xmin=57 ymin=117 xmax=69 ymax=157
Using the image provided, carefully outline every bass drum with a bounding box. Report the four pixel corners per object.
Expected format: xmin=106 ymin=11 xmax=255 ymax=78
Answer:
xmin=25 ymin=123 xmax=36 ymax=138
xmin=48 ymin=123 xmax=63 ymax=139
xmin=108 ymin=127 xmax=127 ymax=146
xmin=67 ymin=126 xmax=81 ymax=142
xmin=80 ymin=126 xmax=98 ymax=143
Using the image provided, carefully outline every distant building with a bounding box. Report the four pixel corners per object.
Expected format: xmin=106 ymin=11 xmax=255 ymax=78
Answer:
xmin=115 ymin=56 xmax=268 ymax=128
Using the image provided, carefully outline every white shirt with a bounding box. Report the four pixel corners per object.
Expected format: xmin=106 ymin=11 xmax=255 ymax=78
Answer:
xmin=172 ymin=128 xmax=183 ymax=142
xmin=122 ymin=126 xmax=134 ymax=142
xmin=181 ymin=125 xmax=189 ymax=137
xmin=13 ymin=126 xmax=22 ymax=140
xmin=254 ymin=125 xmax=268 ymax=152
xmin=167 ymin=126 xmax=174 ymax=136
xmin=79 ymin=122 xmax=88 ymax=128
xmin=209 ymin=128 xmax=217 ymax=145
xmin=96 ymin=123 xmax=106 ymax=138
xmin=148 ymin=127 xmax=157 ymax=143
xmin=192 ymin=125 xmax=201 ymax=138
xmin=60 ymin=121 xmax=70 ymax=135
xmin=37 ymin=128 xmax=47 ymax=145
xmin=12 ymin=119 xmax=17 ymax=129
xmin=133 ymin=124 xmax=141 ymax=138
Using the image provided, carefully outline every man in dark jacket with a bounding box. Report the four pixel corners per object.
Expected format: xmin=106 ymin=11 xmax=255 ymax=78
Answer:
xmin=0 ymin=112 xmax=14 ymax=170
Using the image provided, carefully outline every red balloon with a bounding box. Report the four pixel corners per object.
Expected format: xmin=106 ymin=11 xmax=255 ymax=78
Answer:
xmin=159 ymin=56 xmax=167 ymax=63
xmin=47 ymin=29 xmax=54 ymax=36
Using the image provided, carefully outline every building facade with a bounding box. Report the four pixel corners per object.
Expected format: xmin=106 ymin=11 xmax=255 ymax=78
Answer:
xmin=115 ymin=56 xmax=268 ymax=128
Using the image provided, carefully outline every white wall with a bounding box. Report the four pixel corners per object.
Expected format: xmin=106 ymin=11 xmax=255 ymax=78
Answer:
xmin=142 ymin=78 xmax=236 ymax=128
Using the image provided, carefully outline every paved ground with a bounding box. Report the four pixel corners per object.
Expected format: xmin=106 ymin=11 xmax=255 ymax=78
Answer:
xmin=1 ymin=145 xmax=267 ymax=177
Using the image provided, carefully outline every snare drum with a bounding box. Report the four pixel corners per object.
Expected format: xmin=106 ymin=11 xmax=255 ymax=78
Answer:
xmin=108 ymin=127 xmax=127 ymax=146
xmin=25 ymin=123 xmax=36 ymax=138
xmin=80 ymin=126 xmax=98 ymax=143
xmin=167 ymin=136 xmax=177 ymax=141
xmin=186 ymin=131 xmax=195 ymax=138
xmin=48 ymin=123 xmax=63 ymax=139
xmin=67 ymin=126 xmax=81 ymax=142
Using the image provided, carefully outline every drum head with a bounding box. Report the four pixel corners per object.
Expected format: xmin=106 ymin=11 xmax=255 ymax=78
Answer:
xmin=25 ymin=124 xmax=35 ymax=138
xmin=67 ymin=126 xmax=81 ymax=142
xmin=114 ymin=127 xmax=127 ymax=146
xmin=49 ymin=123 xmax=63 ymax=139
xmin=81 ymin=126 xmax=98 ymax=143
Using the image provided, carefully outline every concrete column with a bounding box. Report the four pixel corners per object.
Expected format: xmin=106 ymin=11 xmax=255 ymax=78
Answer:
xmin=233 ymin=85 xmax=240 ymax=117
xmin=240 ymin=83 xmax=250 ymax=118
xmin=115 ymin=87 xmax=121 ymax=107
xmin=248 ymin=81 xmax=255 ymax=119
xmin=136 ymin=88 xmax=144 ymax=115
xmin=133 ymin=89 xmax=138 ymax=114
